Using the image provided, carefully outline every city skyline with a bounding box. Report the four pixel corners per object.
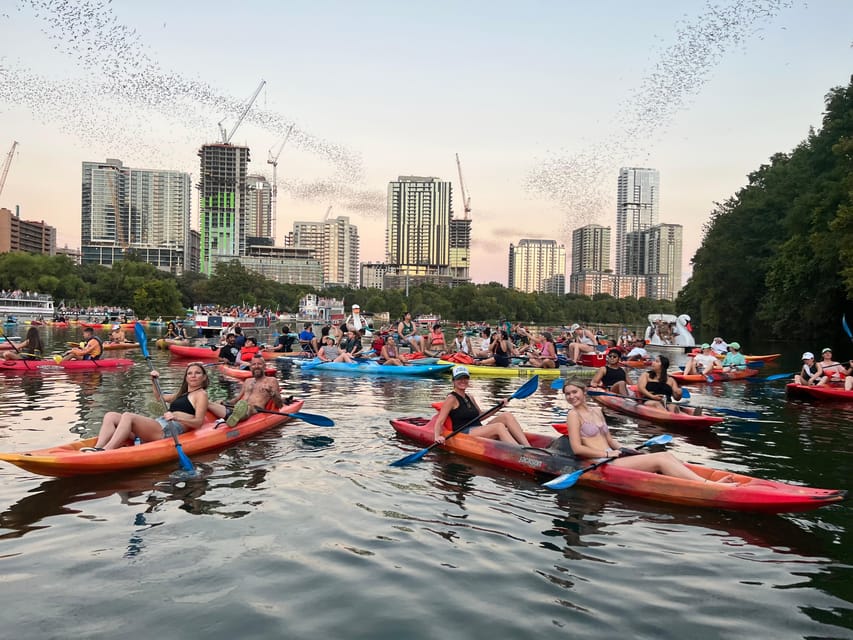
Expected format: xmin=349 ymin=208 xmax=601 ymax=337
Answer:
xmin=1 ymin=2 xmax=851 ymax=287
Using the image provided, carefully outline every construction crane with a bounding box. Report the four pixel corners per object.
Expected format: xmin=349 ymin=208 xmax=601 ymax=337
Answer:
xmin=267 ymin=124 xmax=294 ymax=240
xmin=455 ymin=153 xmax=471 ymax=219
xmin=323 ymin=205 xmax=333 ymax=221
xmin=218 ymin=79 xmax=266 ymax=144
xmin=0 ymin=141 xmax=19 ymax=199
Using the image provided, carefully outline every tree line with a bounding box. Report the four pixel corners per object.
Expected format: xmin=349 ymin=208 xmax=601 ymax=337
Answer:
xmin=677 ymin=76 xmax=853 ymax=344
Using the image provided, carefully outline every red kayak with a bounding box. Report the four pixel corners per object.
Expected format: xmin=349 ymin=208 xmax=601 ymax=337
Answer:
xmin=218 ymin=364 xmax=277 ymax=378
xmin=169 ymin=344 xmax=221 ymax=359
xmin=582 ymin=392 xmax=724 ymax=429
xmin=0 ymin=358 xmax=134 ymax=371
xmin=786 ymin=382 xmax=853 ymax=401
xmin=0 ymin=400 xmax=304 ymax=477
xmin=671 ymin=369 xmax=758 ymax=383
xmin=390 ymin=415 xmax=846 ymax=513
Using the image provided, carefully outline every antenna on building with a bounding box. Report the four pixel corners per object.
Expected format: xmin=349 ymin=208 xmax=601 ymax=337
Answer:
xmin=455 ymin=153 xmax=471 ymax=220
xmin=0 ymin=141 xmax=19 ymax=199
xmin=218 ymin=80 xmax=266 ymax=144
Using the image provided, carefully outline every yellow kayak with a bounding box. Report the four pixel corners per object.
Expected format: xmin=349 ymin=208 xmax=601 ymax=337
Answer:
xmin=436 ymin=360 xmax=596 ymax=378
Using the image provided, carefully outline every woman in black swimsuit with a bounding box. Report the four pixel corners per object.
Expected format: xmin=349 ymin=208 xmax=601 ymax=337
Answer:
xmin=85 ymin=362 xmax=210 ymax=451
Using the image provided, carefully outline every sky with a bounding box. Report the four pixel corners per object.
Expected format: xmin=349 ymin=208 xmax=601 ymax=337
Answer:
xmin=1 ymin=0 xmax=852 ymax=286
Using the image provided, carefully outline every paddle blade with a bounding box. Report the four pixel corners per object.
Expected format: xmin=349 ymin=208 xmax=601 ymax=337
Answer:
xmin=551 ymin=379 xmax=565 ymax=390
xmin=543 ymin=469 xmax=583 ymax=490
xmin=289 ymin=411 xmax=334 ymax=427
xmin=642 ymin=434 xmax=672 ymax=447
xmin=134 ymin=322 xmax=150 ymax=359
xmin=680 ymin=387 xmax=691 ymax=399
xmin=174 ymin=443 xmax=196 ymax=473
xmin=711 ymin=407 xmax=760 ymax=419
xmin=844 ymin=314 xmax=852 ymax=340
xmin=53 ymin=355 xmax=62 ymax=364
xmin=512 ymin=375 xmax=540 ymax=400
xmin=746 ymin=360 xmax=765 ymax=369
xmin=389 ymin=447 xmax=429 ymax=467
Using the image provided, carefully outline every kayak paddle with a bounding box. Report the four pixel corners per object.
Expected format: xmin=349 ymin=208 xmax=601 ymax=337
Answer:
xmin=844 ymin=314 xmax=852 ymax=341
xmin=543 ymin=434 xmax=673 ymax=490
xmin=0 ymin=325 xmax=33 ymax=370
xmin=389 ymin=375 xmax=540 ymax=467
xmin=586 ymin=388 xmax=758 ymax=418
xmin=135 ymin=322 xmax=197 ymax=477
xmin=747 ymin=372 xmax=797 ymax=383
xmin=249 ymin=405 xmax=334 ymax=427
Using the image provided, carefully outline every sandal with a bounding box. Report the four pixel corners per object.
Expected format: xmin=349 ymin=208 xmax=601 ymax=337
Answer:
xmin=79 ymin=447 xmax=104 ymax=452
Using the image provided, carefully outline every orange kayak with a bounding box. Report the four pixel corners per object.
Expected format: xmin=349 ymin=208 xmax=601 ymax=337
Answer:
xmin=0 ymin=400 xmax=304 ymax=477
xmin=218 ymin=364 xmax=277 ymax=378
xmin=671 ymin=369 xmax=758 ymax=383
xmin=390 ymin=414 xmax=846 ymax=513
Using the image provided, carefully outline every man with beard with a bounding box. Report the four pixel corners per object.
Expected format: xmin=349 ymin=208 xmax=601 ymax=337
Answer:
xmin=211 ymin=354 xmax=286 ymax=427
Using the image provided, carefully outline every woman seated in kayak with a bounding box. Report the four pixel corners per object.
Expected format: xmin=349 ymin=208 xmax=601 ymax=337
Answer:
xmin=561 ymin=378 xmax=734 ymax=483
xmin=433 ymin=365 xmax=532 ymax=446
xmin=794 ymin=352 xmax=827 ymax=386
xmin=318 ymin=335 xmax=355 ymax=363
xmin=817 ymin=347 xmax=847 ymax=383
xmin=721 ymin=342 xmax=746 ymax=372
xmin=425 ymin=323 xmax=447 ymax=356
xmin=525 ymin=332 xmax=558 ymax=369
xmin=164 ymin=321 xmax=188 ymax=341
xmin=378 ymin=335 xmax=406 ymax=366
xmin=82 ymin=362 xmax=209 ymax=451
xmin=477 ymin=329 xmax=514 ymax=367
xmin=589 ymin=348 xmax=630 ymax=395
xmin=683 ymin=343 xmax=723 ymax=376
xmin=3 ymin=326 xmax=43 ymax=360
xmin=637 ymin=355 xmax=700 ymax=414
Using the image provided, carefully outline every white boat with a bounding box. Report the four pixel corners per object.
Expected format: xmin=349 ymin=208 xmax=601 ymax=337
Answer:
xmin=643 ymin=313 xmax=696 ymax=351
xmin=0 ymin=293 xmax=54 ymax=321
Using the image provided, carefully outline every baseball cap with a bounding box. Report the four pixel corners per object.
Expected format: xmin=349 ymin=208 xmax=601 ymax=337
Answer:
xmin=729 ymin=342 xmax=741 ymax=350
xmin=353 ymin=304 xmax=360 ymax=309
xmin=701 ymin=343 xmax=710 ymax=349
xmin=569 ymin=323 xmax=580 ymax=331
xmin=452 ymin=365 xmax=470 ymax=380
xmin=111 ymin=324 xmax=120 ymax=330
xmin=802 ymin=352 xmax=814 ymax=360
xmin=822 ymin=347 xmax=832 ymax=354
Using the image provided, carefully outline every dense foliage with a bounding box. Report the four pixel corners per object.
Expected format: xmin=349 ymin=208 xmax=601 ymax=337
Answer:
xmin=0 ymin=251 xmax=673 ymax=326
xmin=678 ymin=76 xmax=853 ymax=343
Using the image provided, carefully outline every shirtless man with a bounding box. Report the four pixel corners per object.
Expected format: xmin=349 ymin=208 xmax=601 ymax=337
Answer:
xmin=211 ymin=354 xmax=284 ymax=426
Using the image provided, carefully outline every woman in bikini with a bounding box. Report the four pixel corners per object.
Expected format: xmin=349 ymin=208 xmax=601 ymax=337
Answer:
xmin=561 ymin=377 xmax=735 ymax=483
xmin=526 ymin=332 xmax=558 ymax=369
xmin=84 ymin=362 xmax=210 ymax=451
xmin=379 ymin=335 xmax=406 ymax=366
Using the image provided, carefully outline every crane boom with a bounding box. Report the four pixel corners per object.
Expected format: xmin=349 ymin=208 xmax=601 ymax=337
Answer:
xmin=266 ymin=125 xmax=293 ymax=241
xmin=455 ymin=153 xmax=471 ymax=219
xmin=0 ymin=141 xmax=19 ymax=199
xmin=221 ymin=79 xmax=266 ymax=144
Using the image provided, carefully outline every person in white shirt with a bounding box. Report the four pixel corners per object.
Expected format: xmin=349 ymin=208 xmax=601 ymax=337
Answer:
xmin=684 ymin=343 xmax=723 ymax=376
xmin=624 ymin=339 xmax=649 ymax=361
xmin=710 ymin=337 xmax=728 ymax=355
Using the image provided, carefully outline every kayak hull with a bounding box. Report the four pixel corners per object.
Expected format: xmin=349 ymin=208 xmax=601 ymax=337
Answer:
xmin=0 ymin=400 xmax=304 ymax=477
xmin=0 ymin=358 xmax=134 ymax=371
xmin=390 ymin=415 xmax=846 ymax=513
xmin=169 ymin=344 xmax=220 ymax=359
xmin=156 ymin=338 xmax=190 ymax=349
xmin=587 ymin=393 xmax=724 ymax=429
xmin=436 ymin=359 xmax=594 ymax=378
xmin=301 ymin=358 xmax=452 ymax=376
xmin=671 ymin=369 xmax=758 ymax=383
xmin=218 ymin=364 xmax=277 ymax=378
xmin=786 ymin=382 xmax=853 ymax=401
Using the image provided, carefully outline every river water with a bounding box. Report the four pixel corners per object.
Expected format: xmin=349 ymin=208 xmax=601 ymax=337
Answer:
xmin=0 ymin=329 xmax=850 ymax=639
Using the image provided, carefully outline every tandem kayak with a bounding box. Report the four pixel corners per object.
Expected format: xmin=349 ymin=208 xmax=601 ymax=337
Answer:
xmin=671 ymin=369 xmax=758 ymax=383
xmin=389 ymin=415 xmax=846 ymax=513
xmin=436 ymin=359 xmax=594 ymax=378
xmin=0 ymin=400 xmax=305 ymax=477
xmin=786 ymin=382 xmax=853 ymax=401
xmin=168 ymin=344 xmax=220 ymax=359
xmin=583 ymin=392 xmax=724 ymax=429
xmin=300 ymin=358 xmax=452 ymax=376
xmin=0 ymin=358 xmax=134 ymax=372
xmin=155 ymin=338 xmax=190 ymax=349
xmin=67 ymin=341 xmax=140 ymax=351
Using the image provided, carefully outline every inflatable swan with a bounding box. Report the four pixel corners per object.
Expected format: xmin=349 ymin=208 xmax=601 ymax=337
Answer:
xmin=644 ymin=313 xmax=696 ymax=347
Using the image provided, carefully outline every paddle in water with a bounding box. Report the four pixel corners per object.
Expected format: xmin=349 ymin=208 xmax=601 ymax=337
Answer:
xmin=389 ymin=375 xmax=540 ymax=467
xmin=584 ymin=388 xmax=759 ymax=419
xmin=244 ymin=405 xmax=334 ymax=427
xmin=543 ymin=434 xmax=673 ymax=490
xmin=0 ymin=325 xmax=33 ymax=370
xmin=135 ymin=322 xmax=197 ymax=478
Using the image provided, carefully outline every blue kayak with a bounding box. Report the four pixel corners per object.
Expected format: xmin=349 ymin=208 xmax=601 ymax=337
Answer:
xmin=299 ymin=358 xmax=452 ymax=376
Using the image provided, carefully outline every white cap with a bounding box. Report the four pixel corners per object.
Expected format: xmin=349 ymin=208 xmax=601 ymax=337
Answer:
xmin=570 ymin=323 xmax=580 ymax=331
xmin=802 ymin=352 xmax=814 ymax=360
xmin=352 ymin=304 xmax=360 ymax=310
xmin=452 ymin=365 xmax=470 ymax=380
xmin=111 ymin=324 xmax=120 ymax=330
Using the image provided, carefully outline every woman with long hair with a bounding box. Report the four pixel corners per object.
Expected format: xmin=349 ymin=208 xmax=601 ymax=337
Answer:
xmin=3 ymin=326 xmax=43 ymax=360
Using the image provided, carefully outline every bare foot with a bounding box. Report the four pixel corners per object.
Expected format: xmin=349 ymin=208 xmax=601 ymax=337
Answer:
xmin=714 ymin=474 xmax=738 ymax=484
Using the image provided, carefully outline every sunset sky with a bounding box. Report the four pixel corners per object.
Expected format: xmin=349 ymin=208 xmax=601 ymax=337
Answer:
xmin=1 ymin=1 xmax=851 ymax=286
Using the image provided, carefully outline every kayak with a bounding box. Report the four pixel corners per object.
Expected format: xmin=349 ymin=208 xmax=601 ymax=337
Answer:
xmin=0 ymin=400 xmax=304 ymax=477
xmin=583 ymin=392 xmax=724 ymax=429
xmin=80 ymin=321 xmax=137 ymax=330
xmin=389 ymin=415 xmax=846 ymax=513
xmin=301 ymin=358 xmax=452 ymax=376
xmin=436 ymin=359 xmax=593 ymax=378
xmin=690 ymin=350 xmax=782 ymax=363
xmin=218 ymin=364 xmax=277 ymax=378
xmin=0 ymin=358 xmax=134 ymax=371
xmin=156 ymin=338 xmax=190 ymax=349
xmin=67 ymin=341 xmax=140 ymax=351
xmin=786 ymin=382 xmax=853 ymax=401
xmin=671 ymin=369 xmax=758 ymax=383
xmin=169 ymin=344 xmax=221 ymax=359
xmin=578 ymin=353 xmax=650 ymax=369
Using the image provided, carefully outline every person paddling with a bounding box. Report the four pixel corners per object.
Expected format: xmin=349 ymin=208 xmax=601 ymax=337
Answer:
xmin=210 ymin=354 xmax=285 ymax=427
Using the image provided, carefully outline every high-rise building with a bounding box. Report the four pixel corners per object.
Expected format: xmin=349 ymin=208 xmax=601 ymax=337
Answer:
xmin=644 ymin=223 xmax=683 ymax=300
xmin=291 ymin=216 xmax=360 ymax=288
xmin=448 ymin=218 xmax=471 ymax=283
xmin=198 ymin=143 xmax=250 ymax=274
xmin=616 ymin=167 xmax=659 ymax=275
xmin=386 ymin=176 xmax=451 ymax=276
xmin=245 ymin=174 xmax=273 ymax=243
xmin=0 ymin=207 xmax=56 ymax=255
xmin=508 ymin=239 xmax=566 ymax=294
xmin=571 ymin=224 xmax=610 ymax=274
xmin=81 ymin=158 xmax=192 ymax=272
